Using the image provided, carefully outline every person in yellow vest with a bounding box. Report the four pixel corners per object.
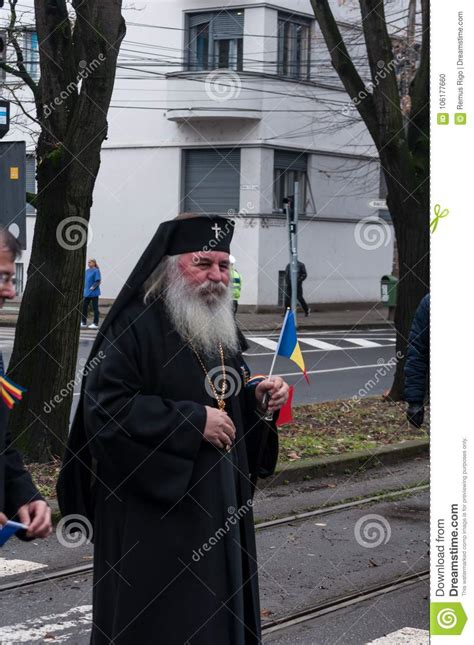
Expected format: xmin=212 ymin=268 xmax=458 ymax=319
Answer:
xmin=229 ymin=255 xmax=242 ymax=315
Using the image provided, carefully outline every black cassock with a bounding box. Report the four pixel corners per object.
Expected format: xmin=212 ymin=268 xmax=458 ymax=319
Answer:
xmin=72 ymin=296 xmax=278 ymax=644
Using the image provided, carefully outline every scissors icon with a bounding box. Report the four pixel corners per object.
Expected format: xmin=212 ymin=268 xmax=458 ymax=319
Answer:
xmin=430 ymin=204 xmax=449 ymax=233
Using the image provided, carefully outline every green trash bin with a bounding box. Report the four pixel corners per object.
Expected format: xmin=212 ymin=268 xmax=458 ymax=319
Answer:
xmin=381 ymin=275 xmax=397 ymax=307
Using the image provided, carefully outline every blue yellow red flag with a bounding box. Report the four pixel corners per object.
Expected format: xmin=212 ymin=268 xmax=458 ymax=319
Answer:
xmin=275 ymin=309 xmax=309 ymax=383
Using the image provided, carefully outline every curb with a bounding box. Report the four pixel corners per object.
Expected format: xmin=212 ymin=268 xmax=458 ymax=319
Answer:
xmin=264 ymin=439 xmax=429 ymax=487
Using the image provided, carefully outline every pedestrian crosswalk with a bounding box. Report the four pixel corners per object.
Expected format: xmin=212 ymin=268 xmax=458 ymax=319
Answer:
xmin=368 ymin=627 xmax=429 ymax=643
xmin=0 ymin=326 xmax=396 ymax=354
xmin=246 ymin=334 xmax=395 ymax=354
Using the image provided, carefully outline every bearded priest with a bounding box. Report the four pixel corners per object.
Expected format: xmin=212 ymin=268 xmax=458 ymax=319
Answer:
xmin=57 ymin=213 xmax=289 ymax=645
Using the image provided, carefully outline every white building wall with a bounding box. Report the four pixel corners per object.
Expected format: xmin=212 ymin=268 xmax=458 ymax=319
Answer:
xmin=1 ymin=0 xmax=398 ymax=306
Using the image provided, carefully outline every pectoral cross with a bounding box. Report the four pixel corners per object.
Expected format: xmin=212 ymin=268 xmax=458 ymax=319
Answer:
xmin=212 ymin=223 xmax=222 ymax=239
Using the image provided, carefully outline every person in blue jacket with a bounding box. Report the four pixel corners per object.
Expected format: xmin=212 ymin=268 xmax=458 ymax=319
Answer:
xmin=81 ymin=259 xmax=101 ymax=329
xmin=404 ymin=293 xmax=429 ymax=428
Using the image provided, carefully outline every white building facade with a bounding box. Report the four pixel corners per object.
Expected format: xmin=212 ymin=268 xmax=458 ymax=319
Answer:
xmin=1 ymin=0 xmax=399 ymax=308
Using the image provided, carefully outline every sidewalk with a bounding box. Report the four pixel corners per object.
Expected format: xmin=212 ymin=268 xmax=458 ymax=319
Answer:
xmin=0 ymin=300 xmax=393 ymax=332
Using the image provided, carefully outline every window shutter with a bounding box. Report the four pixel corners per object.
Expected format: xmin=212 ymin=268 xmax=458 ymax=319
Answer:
xmin=212 ymin=11 xmax=244 ymax=39
xmin=188 ymin=13 xmax=212 ymax=28
xmin=184 ymin=149 xmax=241 ymax=214
xmin=274 ymin=150 xmax=307 ymax=172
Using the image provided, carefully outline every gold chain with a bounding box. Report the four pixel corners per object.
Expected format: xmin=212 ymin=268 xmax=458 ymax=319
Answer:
xmin=190 ymin=342 xmax=227 ymax=411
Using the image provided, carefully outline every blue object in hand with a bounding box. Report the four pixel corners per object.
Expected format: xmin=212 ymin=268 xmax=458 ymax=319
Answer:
xmin=0 ymin=520 xmax=27 ymax=546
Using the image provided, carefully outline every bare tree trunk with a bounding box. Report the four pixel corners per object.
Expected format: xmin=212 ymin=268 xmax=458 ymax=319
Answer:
xmin=311 ymin=0 xmax=429 ymax=400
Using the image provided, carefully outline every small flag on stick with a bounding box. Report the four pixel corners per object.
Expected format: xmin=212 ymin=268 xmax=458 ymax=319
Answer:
xmin=271 ymin=308 xmax=309 ymax=383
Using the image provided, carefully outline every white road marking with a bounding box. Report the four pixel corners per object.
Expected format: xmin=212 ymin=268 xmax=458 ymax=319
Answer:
xmin=247 ymin=337 xmax=278 ymax=351
xmin=0 ymin=558 xmax=47 ymax=577
xmin=278 ymin=362 xmax=396 ymax=378
xmin=298 ymin=338 xmax=341 ymax=351
xmin=341 ymin=338 xmax=383 ymax=348
xmin=367 ymin=627 xmax=429 ymax=644
xmin=0 ymin=605 xmax=92 ymax=643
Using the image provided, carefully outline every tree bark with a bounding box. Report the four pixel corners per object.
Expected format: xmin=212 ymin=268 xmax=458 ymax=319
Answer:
xmin=7 ymin=0 xmax=125 ymax=460
xmin=311 ymin=0 xmax=429 ymax=400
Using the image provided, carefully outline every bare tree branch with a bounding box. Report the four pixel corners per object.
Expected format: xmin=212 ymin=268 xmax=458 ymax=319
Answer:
xmin=310 ymin=0 xmax=379 ymax=144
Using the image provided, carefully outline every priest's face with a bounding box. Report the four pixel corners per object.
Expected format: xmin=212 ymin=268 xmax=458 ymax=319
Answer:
xmin=178 ymin=251 xmax=230 ymax=287
xmin=162 ymin=251 xmax=238 ymax=356
xmin=177 ymin=251 xmax=230 ymax=306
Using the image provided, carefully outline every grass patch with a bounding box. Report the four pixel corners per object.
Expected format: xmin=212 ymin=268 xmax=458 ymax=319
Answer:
xmin=25 ymin=397 xmax=429 ymax=498
xmin=27 ymin=458 xmax=62 ymax=500
xmin=279 ymin=396 xmax=429 ymax=463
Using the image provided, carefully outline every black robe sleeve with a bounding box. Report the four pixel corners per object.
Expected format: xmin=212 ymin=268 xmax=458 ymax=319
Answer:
xmin=242 ymin=381 xmax=279 ymax=481
xmin=83 ymin=315 xmax=207 ymax=507
xmin=1 ymin=406 xmax=43 ymax=520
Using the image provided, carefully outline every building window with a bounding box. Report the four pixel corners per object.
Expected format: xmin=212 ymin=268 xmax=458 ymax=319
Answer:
xmin=182 ymin=148 xmax=241 ymax=214
xmin=277 ymin=13 xmax=311 ymax=80
xmin=23 ymin=30 xmax=39 ymax=81
xmin=187 ymin=11 xmax=244 ymax=71
xmin=273 ymin=150 xmax=307 ymax=214
xmin=15 ymin=262 xmax=24 ymax=296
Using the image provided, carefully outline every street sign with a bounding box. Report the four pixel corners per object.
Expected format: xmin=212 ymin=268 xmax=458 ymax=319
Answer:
xmin=368 ymin=199 xmax=387 ymax=209
xmin=0 ymin=140 xmax=27 ymax=247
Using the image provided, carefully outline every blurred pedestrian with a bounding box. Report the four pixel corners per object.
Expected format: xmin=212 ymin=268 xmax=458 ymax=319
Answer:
xmin=81 ymin=259 xmax=101 ymax=329
xmin=284 ymin=260 xmax=310 ymax=316
xmin=405 ymin=293 xmax=430 ymax=428
xmin=0 ymin=228 xmax=52 ymax=541
xmin=229 ymin=254 xmax=242 ymax=315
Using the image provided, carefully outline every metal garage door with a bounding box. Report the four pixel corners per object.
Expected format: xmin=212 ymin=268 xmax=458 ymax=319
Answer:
xmin=183 ymin=148 xmax=241 ymax=214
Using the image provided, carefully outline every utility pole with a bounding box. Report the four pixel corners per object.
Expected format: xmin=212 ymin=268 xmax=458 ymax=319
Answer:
xmin=285 ymin=185 xmax=299 ymax=326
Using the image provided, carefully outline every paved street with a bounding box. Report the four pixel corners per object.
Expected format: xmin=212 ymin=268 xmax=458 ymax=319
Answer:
xmin=0 ymin=459 xmax=429 ymax=643
xmin=0 ymin=326 xmax=396 ymax=409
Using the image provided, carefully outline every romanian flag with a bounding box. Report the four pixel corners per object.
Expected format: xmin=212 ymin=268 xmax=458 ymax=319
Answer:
xmin=0 ymin=376 xmax=26 ymax=409
xmin=275 ymin=308 xmax=309 ymax=383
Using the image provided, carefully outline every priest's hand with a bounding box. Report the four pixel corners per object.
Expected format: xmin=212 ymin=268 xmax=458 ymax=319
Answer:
xmin=17 ymin=500 xmax=53 ymax=539
xmin=0 ymin=512 xmax=7 ymax=528
xmin=204 ymin=406 xmax=237 ymax=451
xmin=255 ymin=377 xmax=290 ymax=415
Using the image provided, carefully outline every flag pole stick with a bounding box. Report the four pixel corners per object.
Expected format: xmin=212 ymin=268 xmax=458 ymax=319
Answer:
xmin=263 ymin=307 xmax=290 ymax=413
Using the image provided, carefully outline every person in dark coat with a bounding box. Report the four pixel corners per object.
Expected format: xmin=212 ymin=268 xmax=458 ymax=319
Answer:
xmin=404 ymin=293 xmax=430 ymax=428
xmin=284 ymin=261 xmax=310 ymax=316
xmin=0 ymin=228 xmax=52 ymax=540
xmin=57 ymin=214 xmax=289 ymax=644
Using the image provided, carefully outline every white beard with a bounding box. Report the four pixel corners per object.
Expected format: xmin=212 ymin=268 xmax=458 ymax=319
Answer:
xmin=160 ymin=259 xmax=239 ymax=358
